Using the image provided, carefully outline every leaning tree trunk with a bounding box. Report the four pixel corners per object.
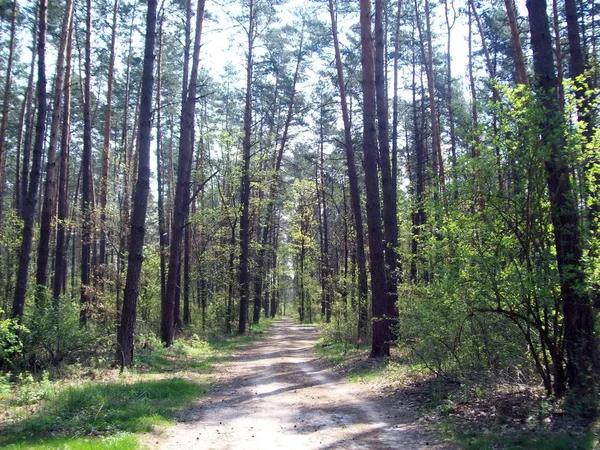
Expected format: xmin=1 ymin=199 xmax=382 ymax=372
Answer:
xmin=117 ymin=0 xmax=158 ymax=367
xmin=13 ymin=0 xmax=48 ymax=319
xmin=36 ymin=0 xmax=74 ymax=294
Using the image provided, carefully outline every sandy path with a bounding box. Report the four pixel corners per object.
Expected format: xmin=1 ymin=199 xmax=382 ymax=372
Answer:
xmin=156 ymin=319 xmax=447 ymax=449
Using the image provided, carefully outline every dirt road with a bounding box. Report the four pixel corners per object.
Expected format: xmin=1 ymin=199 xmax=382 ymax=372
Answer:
xmin=157 ymin=319 xmax=447 ymax=449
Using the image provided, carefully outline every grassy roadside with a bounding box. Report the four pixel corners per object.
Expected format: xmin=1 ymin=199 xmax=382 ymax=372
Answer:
xmin=0 ymin=320 xmax=273 ymax=449
xmin=314 ymin=339 xmax=599 ymax=450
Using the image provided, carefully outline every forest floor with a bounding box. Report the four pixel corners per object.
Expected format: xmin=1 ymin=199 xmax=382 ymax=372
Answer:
xmin=149 ymin=318 xmax=449 ymax=450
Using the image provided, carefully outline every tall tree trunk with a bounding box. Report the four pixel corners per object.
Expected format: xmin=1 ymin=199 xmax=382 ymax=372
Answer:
xmin=13 ymin=0 xmax=47 ymax=319
xmin=443 ymin=0 xmax=457 ymax=165
xmin=183 ymin=200 xmax=191 ymax=326
xmin=328 ymin=0 xmax=368 ymax=337
xmin=116 ymin=24 xmax=134 ymax=323
xmin=360 ymin=0 xmax=390 ymax=357
xmin=526 ymin=0 xmax=599 ymax=394
xmin=37 ymin=0 xmax=74 ymax=293
xmin=238 ymin=0 xmax=255 ymax=335
xmin=161 ymin=0 xmax=206 ymax=346
xmin=156 ymin=17 xmax=168 ymax=305
xmin=468 ymin=2 xmax=479 ymax=154
xmin=99 ymin=0 xmax=119 ymax=271
xmin=80 ymin=0 xmax=93 ymax=325
xmin=415 ymin=0 xmax=444 ymax=187
xmin=375 ymin=0 xmax=399 ymax=329
xmin=53 ymin=7 xmax=75 ymax=301
xmin=17 ymin=11 xmax=39 ymax=219
xmin=319 ymin=113 xmax=331 ymax=322
xmin=392 ymin=0 xmax=403 ymax=183
xmin=504 ymin=0 xmax=529 ymax=85
xmin=117 ymin=0 xmax=158 ymax=366
xmin=0 ymin=0 xmax=18 ymax=224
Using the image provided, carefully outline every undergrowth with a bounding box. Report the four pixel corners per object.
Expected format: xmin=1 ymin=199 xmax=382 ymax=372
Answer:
xmin=0 ymin=319 xmax=273 ymax=449
xmin=315 ymin=333 xmax=599 ymax=449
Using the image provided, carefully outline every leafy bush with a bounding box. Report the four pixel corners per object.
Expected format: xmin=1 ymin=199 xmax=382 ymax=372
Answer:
xmin=20 ymin=296 xmax=108 ymax=369
xmin=0 ymin=308 xmax=27 ymax=369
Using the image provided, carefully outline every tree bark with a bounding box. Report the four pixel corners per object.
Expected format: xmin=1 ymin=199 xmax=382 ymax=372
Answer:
xmin=80 ymin=0 xmax=94 ymax=325
xmin=53 ymin=8 xmax=75 ymax=301
xmin=0 ymin=0 xmax=18 ymax=225
xmin=117 ymin=0 xmax=158 ymax=366
xmin=13 ymin=0 xmax=47 ymax=319
xmin=328 ymin=0 xmax=368 ymax=337
xmin=360 ymin=0 xmax=390 ymax=358
xmin=415 ymin=0 xmax=444 ymax=187
xmin=238 ymin=0 xmax=255 ymax=334
xmin=99 ymin=0 xmax=119 ymax=270
xmin=161 ymin=0 xmax=206 ymax=345
xmin=504 ymin=0 xmax=529 ymax=85
xmin=375 ymin=0 xmax=399 ymax=329
xmin=526 ymin=0 xmax=599 ymax=394
xmin=37 ymin=0 xmax=74 ymax=293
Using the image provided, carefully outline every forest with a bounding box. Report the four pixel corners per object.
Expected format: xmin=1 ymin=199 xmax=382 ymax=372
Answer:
xmin=0 ymin=0 xmax=600 ymax=445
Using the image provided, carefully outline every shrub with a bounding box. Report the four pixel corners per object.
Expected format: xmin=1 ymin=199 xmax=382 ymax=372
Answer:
xmin=0 ymin=308 xmax=27 ymax=369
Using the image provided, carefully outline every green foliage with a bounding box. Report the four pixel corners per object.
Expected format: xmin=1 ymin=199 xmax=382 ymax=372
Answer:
xmin=14 ymin=371 xmax=53 ymax=405
xmin=0 ymin=308 xmax=26 ymax=369
xmin=20 ymin=296 xmax=107 ymax=369
xmin=397 ymin=85 xmax=567 ymax=388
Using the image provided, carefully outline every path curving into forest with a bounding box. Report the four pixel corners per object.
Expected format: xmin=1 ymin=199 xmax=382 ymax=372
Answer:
xmin=155 ymin=319 xmax=448 ymax=449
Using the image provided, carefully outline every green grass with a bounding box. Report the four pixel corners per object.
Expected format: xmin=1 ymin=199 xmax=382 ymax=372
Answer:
xmin=314 ymin=341 xmax=367 ymax=365
xmin=0 ymin=378 xmax=206 ymax=447
xmin=1 ymin=433 xmax=139 ymax=449
xmin=0 ymin=319 xmax=275 ymax=449
xmin=347 ymin=365 xmax=382 ymax=382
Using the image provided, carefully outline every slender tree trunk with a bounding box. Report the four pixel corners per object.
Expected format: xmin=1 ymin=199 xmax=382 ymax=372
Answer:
xmin=37 ymin=0 xmax=74 ymax=293
xmin=443 ymin=0 xmax=457 ymax=165
xmin=328 ymin=0 xmax=368 ymax=337
xmin=162 ymin=0 xmax=206 ymax=345
xmin=117 ymin=0 xmax=158 ymax=366
xmin=156 ymin=17 xmax=168 ymax=305
xmin=18 ymin=11 xmax=39 ymax=219
xmin=375 ymin=0 xmax=399 ymax=329
xmin=415 ymin=0 xmax=444 ymax=187
xmin=53 ymin=9 xmax=75 ymax=301
xmin=116 ymin=24 xmax=134 ymax=323
xmin=0 ymin=0 xmax=18 ymax=224
xmin=504 ymin=0 xmax=529 ymax=85
xmin=13 ymin=0 xmax=47 ymax=319
xmin=319 ymin=114 xmax=331 ymax=322
xmin=183 ymin=200 xmax=191 ymax=326
xmin=360 ymin=0 xmax=390 ymax=357
xmin=80 ymin=0 xmax=94 ymax=325
xmin=99 ymin=0 xmax=119 ymax=271
xmin=238 ymin=0 xmax=255 ymax=335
